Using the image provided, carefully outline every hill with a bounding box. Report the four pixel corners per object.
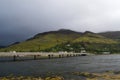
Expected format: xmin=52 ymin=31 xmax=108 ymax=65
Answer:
xmin=42 ymin=31 xmax=118 ymax=53
xmin=99 ymin=31 xmax=120 ymax=39
xmin=73 ymin=31 xmax=117 ymax=44
xmin=0 ymin=29 xmax=81 ymax=52
xmin=0 ymin=29 xmax=119 ymax=53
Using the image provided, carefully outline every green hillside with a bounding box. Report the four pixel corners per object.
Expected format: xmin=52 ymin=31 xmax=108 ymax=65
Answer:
xmin=99 ymin=31 xmax=120 ymax=39
xmin=73 ymin=32 xmax=117 ymax=44
xmin=0 ymin=29 xmax=119 ymax=53
xmin=0 ymin=29 xmax=81 ymax=52
xmin=42 ymin=32 xmax=118 ymax=53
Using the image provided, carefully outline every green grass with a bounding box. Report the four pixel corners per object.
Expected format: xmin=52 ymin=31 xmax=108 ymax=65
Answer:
xmin=0 ymin=30 xmax=119 ymax=53
xmin=73 ymin=36 xmax=117 ymax=44
xmin=0 ymin=76 xmax=64 ymax=80
xmin=0 ymin=33 xmax=80 ymax=52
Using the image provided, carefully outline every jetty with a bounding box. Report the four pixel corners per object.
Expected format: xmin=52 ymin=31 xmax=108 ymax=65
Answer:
xmin=0 ymin=52 xmax=89 ymax=62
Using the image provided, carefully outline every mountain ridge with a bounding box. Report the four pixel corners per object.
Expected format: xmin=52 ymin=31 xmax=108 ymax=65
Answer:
xmin=98 ymin=31 xmax=120 ymax=39
xmin=0 ymin=29 xmax=119 ymax=53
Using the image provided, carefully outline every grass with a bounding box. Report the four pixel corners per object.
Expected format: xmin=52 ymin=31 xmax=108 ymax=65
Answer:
xmin=72 ymin=71 xmax=120 ymax=80
xmin=73 ymin=36 xmax=117 ymax=44
xmin=0 ymin=76 xmax=64 ymax=80
xmin=1 ymin=71 xmax=120 ymax=80
xmin=0 ymin=33 xmax=80 ymax=52
xmin=0 ymin=31 xmax=119 ymax=53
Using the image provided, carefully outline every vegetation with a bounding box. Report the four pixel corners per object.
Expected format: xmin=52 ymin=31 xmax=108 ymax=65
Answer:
xmin=72 ymin=71 xmax=120 ymax=80
xmin=0 ymin=32 xmax=80 ymax=52
xmin=1 ymin=29 xmax=120 ymax=53
xmin=1 ymin=71 xmax=120 ymax=80
xmin=0 ymin=29 xmax=81 ymax=52
xmin=43 ymin=42 xmax=82 ymax=52
xmin=99 ymin=31 xmax=120 ymax=39
xmin=0 ymin=76 xmax=64 ymax=80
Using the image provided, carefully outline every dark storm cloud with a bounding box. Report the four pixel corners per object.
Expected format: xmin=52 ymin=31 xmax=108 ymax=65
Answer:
xmin=1 ymin=0 xmax=120 ymax=45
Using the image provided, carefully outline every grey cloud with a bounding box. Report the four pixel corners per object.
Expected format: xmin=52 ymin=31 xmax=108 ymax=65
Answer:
xmin=0 ymin=0 xmax=120 ymax=45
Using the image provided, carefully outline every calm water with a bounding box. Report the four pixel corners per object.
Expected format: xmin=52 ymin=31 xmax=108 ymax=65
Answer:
xmin=0 ymin=54 xmax=120 ymax=78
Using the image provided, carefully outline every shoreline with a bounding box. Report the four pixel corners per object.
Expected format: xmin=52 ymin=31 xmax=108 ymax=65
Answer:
xmin=0 ymin=71 xmax=120 ymax=80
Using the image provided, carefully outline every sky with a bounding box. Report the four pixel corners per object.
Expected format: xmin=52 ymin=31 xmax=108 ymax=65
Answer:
xmin=1 ymin=0 xmax=120 ymax=46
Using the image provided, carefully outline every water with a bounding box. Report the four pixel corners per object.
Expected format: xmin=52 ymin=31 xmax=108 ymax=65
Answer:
xmin=0 ymin=54 xmax=120 ymax=78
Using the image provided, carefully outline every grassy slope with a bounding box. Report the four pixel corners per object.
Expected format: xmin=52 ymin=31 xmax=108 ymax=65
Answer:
xmin=73 ymin=37 xmax=117 ymax=44
xmin=99 ymin=31 xmax=120 ymax=39
xmin=0 ymin=30 xmax=118 ymax=52
xmin=43 ymin=33 xmax=118 ymax=53
xmin=73 ymin=33 xmax=117 ymax=44
xmin=0 ymin=33 xmax=80 ymax=52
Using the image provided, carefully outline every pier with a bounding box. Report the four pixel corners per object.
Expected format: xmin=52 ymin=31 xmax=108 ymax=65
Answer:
xmin=0 ymin=52 xmax=89 ymax=62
